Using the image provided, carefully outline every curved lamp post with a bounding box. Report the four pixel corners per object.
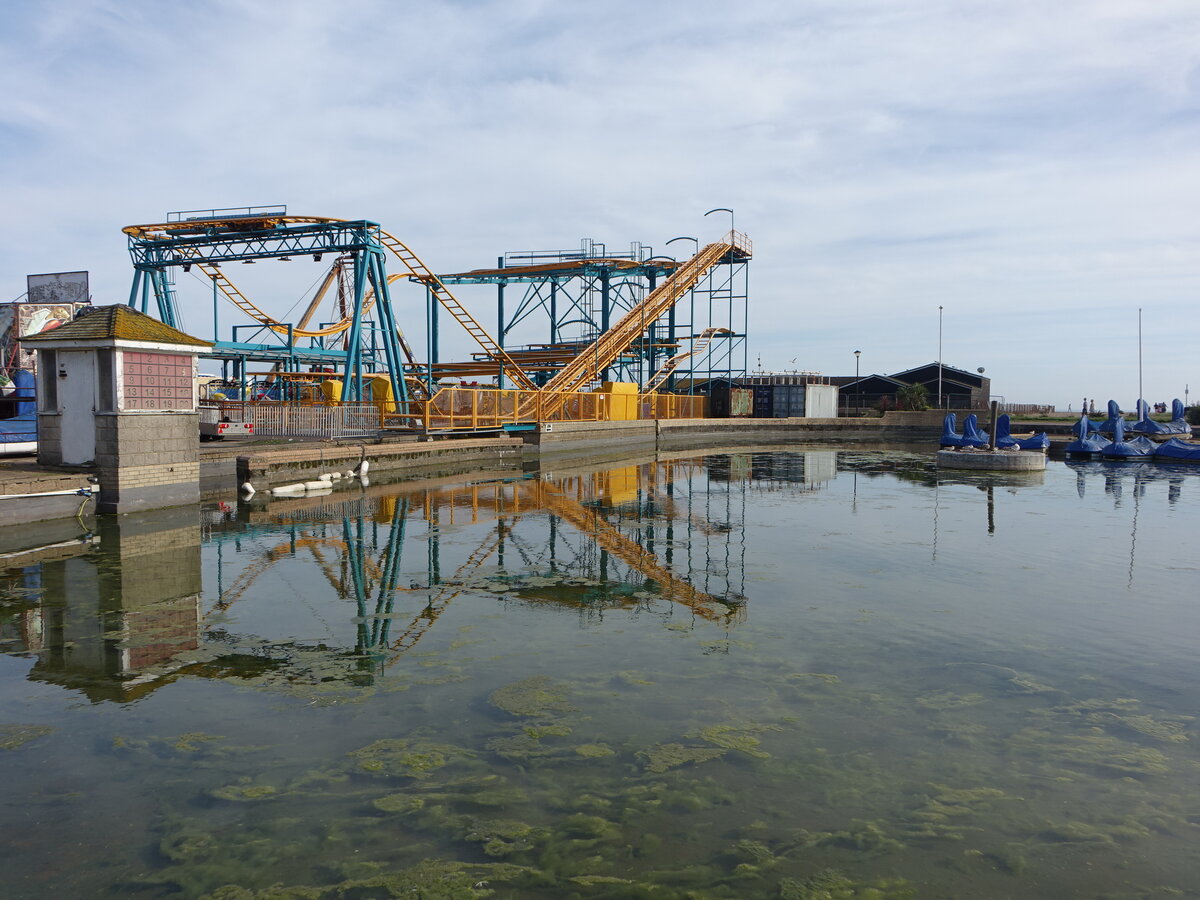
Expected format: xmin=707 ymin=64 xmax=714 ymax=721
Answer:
xmin=704 ymin=208 xmax=734 ymax=238
xmin=666 ymin=236 xmax=699 ymax=256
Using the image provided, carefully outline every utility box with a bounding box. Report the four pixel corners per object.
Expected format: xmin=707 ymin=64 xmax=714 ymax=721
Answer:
xmin=24 ymin=306 xmax=213 ymax=514
xmin=600 ymin=381 xmax=639 ymax=420
xmin=805 ymin=383 xmax=839 ymax=418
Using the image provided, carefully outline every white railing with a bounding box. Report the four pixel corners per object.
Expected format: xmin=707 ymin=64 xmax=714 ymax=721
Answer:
xmin=206 ymin=401 xmax=381 ymax=439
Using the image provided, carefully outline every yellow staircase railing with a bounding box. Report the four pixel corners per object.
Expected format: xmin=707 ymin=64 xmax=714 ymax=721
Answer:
xmin=537 ymin=234 xmax=747 ymax=417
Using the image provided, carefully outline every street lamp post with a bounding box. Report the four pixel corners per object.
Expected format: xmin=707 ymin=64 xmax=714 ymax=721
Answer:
xmin=854 ymin=350 xmax=861 ymax=416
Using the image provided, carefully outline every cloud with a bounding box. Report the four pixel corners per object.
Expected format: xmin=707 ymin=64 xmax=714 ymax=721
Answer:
xmin=2 ymin=0 xmax=1199 ymax=404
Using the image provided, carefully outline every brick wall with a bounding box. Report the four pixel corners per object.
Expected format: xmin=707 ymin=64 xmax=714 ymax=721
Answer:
xmin=96 ymin=412 xmax=200 ymax=513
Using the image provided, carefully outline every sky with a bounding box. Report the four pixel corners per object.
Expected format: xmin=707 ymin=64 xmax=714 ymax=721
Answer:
xmin=2 ymin=0 xmax=1199 ymax=409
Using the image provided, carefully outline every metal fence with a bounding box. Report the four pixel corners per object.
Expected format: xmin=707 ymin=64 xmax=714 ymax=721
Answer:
xmin=1000 ymin=403 xmax=1054 ymax=416
xmin=205 ymin=401 xmax=382 ymax=439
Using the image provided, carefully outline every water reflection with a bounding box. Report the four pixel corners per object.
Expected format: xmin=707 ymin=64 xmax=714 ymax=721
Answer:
xmin=3 ymin=508 xmax=201 ymax=702
xmin=5 ymin=452 xmax=1197 ymax=705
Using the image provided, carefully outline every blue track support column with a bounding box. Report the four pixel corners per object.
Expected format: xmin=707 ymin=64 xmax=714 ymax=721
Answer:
xmin=600 ymin=269 xmax=611 ymax=382
xmin=367 ymin=249 xmax=408 ymax=404
xmin=128 ymin=270 xmax=143 ymax=310
xmin=647 ymin=269 xmax=660 ymax=388
xmin=426 ymin=284 xmax=436 ymax=389
xmin=496 ymin=256 xmax=505 ymax=390
xmin=550 ymin=282 xmax=558 ymax=343
xmin=342 ymin=252 xmax=369 ymax=400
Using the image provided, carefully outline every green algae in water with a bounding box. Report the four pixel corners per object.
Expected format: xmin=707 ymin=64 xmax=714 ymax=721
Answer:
xmin=575 ymin=743 xmax=615 ymax=758
xmin=211 ymin=779 xmax=279 ymax=802
xmin=464 ymin=818 xmax=548 ymax=857
xmin=1009 ymin=727 xmax=1171 ymax=777
xmin=778 ymin=869 xmax=916 ymax=899
xmin=789 ymin=672 xmax=841 ymax=685
xmin=489 ymin=675 xmax=574 ymax=717
xmin=693 ymin=723 xmax=778 ymax=759
xmin=949 ymin=662 xmax=1064 ymax=696
xmin=524 ymin=722 xmax=572 ymax=739
xmin=799 ymin=820 xmax=906 ymax=855
xmin=1034 ymin=698 xmax=1194 ymax=744
xmin=901 ymin=784 xmax=1017 ymax=841
xmin=349 ymin=739 xmax=471 ymax=777
xmin=0 ymin=723 xmax=53 ymax=750
xmin=914 ymin=691 xmax=984 ymax=710
xmin=199 ymin=858 xmax=530 ymax=899
xmin=639 ymin=742 xmax=725 ymax=773
xmin=373 ymin=793 xmax=426 ymax=814
xmin=173 ymin=732 xmax=226 ymax=752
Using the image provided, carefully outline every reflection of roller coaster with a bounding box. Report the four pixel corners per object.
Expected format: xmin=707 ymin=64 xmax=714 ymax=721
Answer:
xmin=210 ymin=460 xmax=748 ymax=670
xmin=123 ymin=206 xmax=750 ymax=427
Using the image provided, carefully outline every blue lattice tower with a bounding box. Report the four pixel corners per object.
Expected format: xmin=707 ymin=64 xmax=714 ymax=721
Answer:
xmin=123 ymin=207 xmax=408 ymax=403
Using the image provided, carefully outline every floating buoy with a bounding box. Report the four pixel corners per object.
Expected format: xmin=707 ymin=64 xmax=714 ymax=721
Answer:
xmin=240 ymin=482 xmax=255 ymax=496
xmin=357 ymin=459 xmax=370 ymax=477
xmin=270 ymin=482 xmax=307 ymax=495
xmin=303 ymin=480 xmax=332 ymax=491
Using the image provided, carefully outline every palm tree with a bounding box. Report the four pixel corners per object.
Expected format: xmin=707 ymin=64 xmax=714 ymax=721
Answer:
xmin=896 ymin=383 xmax=930 ymax=411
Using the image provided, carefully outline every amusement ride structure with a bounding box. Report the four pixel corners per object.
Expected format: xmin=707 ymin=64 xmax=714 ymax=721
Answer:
xmin=123 ymin=206 xmax=751 ymax=430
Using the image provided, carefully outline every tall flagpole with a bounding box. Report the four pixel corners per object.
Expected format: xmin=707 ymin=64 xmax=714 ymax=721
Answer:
xmin=1138 ymin=307 xmax=1143 ymax=405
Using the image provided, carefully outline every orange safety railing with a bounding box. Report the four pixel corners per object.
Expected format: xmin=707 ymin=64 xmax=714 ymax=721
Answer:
xmin=639 ymin=393 xmax=707 ymax=420
xmin=375 ymin=387 xmax=708 ymax=433
xmin=209 ymin=388 xmax=707 ymax=436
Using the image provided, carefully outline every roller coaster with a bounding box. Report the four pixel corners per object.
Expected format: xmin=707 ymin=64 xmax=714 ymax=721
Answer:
xmin=123 ymin=206 xmax=751 ymax=429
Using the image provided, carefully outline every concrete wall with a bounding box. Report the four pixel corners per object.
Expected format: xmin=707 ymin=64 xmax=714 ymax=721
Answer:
xmin=656 ymin=415 xmax=941 ymax=451
xmin=33 ymin=413 xmax=64 ymax=465
xmin=237 ymin=437 xmax=525 ymax=487
xmin=521 ymin=420 xmax=657 ymax=463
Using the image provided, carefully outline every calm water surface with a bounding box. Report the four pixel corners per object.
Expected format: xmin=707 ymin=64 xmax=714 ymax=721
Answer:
xmin=2 ymin=450 xmax=1199 ymax=899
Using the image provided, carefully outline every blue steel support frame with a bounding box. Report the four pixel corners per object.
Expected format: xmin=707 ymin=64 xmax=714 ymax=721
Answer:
xmin=437 ymin=240 xmax=748 ymax=390
xmin=125 ymin=217 xmax=407 ymax=402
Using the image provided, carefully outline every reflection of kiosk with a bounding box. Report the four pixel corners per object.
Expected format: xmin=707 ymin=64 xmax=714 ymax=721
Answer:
xmin=23 ymin=306 xmax=212 ymax=514
xmin=25 ymin=507 xmax=201 ymax=702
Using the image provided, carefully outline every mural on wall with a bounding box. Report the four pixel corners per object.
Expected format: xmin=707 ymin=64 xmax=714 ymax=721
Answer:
xmin=0 ymin=298 xmax=91 ymax=379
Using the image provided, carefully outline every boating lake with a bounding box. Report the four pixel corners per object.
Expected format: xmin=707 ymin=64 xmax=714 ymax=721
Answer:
xmin=2 ymin=449 xmax=1199 ymax=899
